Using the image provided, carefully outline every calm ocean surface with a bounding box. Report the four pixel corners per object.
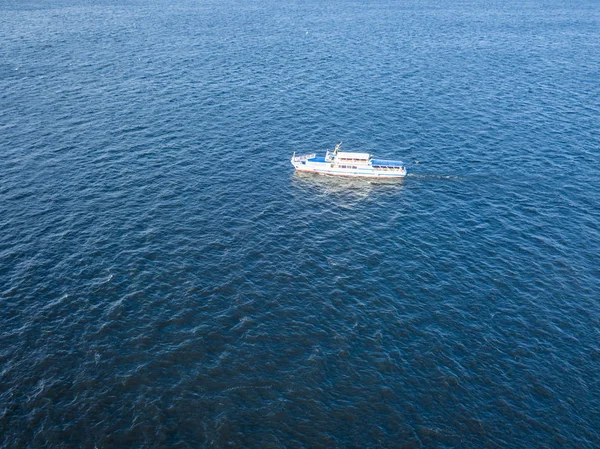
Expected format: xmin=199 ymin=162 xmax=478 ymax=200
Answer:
xmin=1 ymin=0 xmax=599 ymax=447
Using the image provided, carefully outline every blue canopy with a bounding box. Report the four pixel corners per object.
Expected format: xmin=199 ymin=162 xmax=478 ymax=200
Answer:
xmin=371 ymin=159 xmax=404 ymax=167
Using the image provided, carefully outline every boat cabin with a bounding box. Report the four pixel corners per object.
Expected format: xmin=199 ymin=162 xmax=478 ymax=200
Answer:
xmin=335 ymin=151 xmax=371 ymax=164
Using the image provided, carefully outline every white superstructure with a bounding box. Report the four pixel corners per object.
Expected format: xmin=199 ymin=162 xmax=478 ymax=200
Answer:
xmin=291 ymin=142 xmax=406 ymax=178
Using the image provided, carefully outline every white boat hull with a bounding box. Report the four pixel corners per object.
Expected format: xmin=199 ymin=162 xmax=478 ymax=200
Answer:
xmin=292 ymin=162 xmax=406 ymax=178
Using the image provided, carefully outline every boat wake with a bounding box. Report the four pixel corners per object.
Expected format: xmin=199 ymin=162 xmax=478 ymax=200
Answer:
xmin=406 ymin=173 xmax=464 ymax=181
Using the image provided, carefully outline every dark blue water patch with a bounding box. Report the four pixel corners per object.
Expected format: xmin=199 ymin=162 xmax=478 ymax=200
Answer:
xmin=1 ymin=0 xmax=599 ymax=447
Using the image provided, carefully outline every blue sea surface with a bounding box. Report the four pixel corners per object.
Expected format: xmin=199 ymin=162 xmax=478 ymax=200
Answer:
xmin=1 ymin=0 xmax=599 ymax=447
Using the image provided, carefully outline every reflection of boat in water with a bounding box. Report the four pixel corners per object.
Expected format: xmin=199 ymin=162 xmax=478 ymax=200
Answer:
xmin=291 ymin=142 xmax=407 ymax=178
xmin=291 ymin=158 xmax=406 ymax=209
xmin=292 ymin=169 xmax=405 ymax=209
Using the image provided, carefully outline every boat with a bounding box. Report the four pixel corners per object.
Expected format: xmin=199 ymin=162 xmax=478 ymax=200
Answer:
xmin=291 ymin=142 xmax=406 ymax=178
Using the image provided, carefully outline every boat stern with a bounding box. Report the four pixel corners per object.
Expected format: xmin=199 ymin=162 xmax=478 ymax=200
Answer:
xmin=291 ymin=153 xmax=316 ymax=170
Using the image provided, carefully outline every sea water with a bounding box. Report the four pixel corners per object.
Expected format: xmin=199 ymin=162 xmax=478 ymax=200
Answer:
xmin=1 ymin=0 xmax=599 ymax=446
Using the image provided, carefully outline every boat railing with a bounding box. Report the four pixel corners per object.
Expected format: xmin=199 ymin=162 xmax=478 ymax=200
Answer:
xmin=292 ymin=153 xmax=316 ymax=162
xmin=373 ymin=165 xmax=404 ymax=170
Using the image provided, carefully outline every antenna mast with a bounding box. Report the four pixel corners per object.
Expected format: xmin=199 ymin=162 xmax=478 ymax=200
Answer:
xmin=334 ymin=141 xmax=342 ymax=155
